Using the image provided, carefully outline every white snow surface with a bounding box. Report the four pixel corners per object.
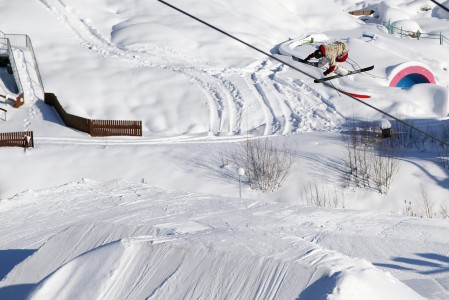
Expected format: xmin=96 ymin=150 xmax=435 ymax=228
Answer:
xmin=0 ymin=179 xmax=438 ymax=300
xmin=1 ymin=0 xmax=449 ymax=299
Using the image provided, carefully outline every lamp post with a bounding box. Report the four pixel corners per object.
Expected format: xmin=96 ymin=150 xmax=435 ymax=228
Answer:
xmin=238 ymin=167 xmax=245 ymax=198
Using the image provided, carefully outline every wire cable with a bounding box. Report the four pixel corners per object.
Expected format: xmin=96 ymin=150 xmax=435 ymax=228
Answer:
xmin=158 ymin=0 xmax=449 ymax=147
xmin=430 ymin=0 xmax=449 ymax=13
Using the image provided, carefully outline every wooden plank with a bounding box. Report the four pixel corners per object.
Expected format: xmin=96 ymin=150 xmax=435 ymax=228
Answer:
xmin=349 ymin=10 xmax=374 ymax=16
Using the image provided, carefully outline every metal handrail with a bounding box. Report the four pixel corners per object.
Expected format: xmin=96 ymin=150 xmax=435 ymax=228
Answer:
xmin=5 ymin=33 xmax=45 ymax=92
xmin=383 ymin=21 xmax=448 ymax=46
xmin=25 ymin=35 xmax=44 ymax=91
xmin=0 ymin=30 xmax=45 ymax=101
xmin=6 ymin=38 xmax=23 ymax=96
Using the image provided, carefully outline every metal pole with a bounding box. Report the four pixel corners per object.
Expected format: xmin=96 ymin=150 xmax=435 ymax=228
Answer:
xmin=239 ymin=175 xmax=242 ymax=198
xmin=238 ymin=167 xmax=245 ymax=198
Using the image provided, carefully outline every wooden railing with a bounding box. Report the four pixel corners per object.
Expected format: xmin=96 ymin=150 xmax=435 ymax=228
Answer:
xmin=0 ymin=131 xmax=33 ymax=148
xmin=90 ymin=120 xmax=142 ymax=137
xmin=44 ymin=93 xmax=142 ymax=137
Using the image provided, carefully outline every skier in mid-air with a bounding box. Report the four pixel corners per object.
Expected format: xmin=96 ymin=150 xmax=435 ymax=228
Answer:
xmin=304 ymin=41 xmax=349 ymax=76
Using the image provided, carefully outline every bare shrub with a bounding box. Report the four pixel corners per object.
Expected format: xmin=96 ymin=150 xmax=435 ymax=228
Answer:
xmin=417 ymin=184 xmax=435 ymax=218
xmin=371 ymin=145 xmax=399 ymax=194
xmin=342 ymin=126 xmax=375 ymax=189
xmin=342 ymin=122 xmax=400 ymax=194
xmin=390 ymin=119 xmax=423 ymax=150
xmin=437 ymin=143 xmax=449 ymax=169
xmin=301 ymin=181 xmax=346 ymax=208
xmin=225 ymin=139 xmax=294 ymax=192
xmin=440 ymin=205 xmax=449 ymax=219
xmin=390 ymin=119 xmax=449 ymax=169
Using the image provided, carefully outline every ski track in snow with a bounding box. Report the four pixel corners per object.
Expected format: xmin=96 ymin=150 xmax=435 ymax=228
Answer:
xmin=28 ymin=0 xmax=344 ymax=144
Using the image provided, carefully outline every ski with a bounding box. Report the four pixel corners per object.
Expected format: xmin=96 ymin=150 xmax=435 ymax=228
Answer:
xmin=291 ymin=55 xmax=372 ymax=98
xmin=314 ymin=66 xmax=374 ymax=83
xmin=333 ymin=87 xmax=371 ymax=99
xmin=292 ymin=56 xmax=318 ymax=67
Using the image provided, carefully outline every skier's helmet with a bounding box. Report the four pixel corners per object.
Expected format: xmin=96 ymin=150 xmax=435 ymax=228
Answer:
xmin=313 ymin=49 xmax=323 ymax=59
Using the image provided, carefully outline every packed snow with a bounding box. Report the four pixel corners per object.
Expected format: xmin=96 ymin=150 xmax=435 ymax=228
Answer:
xmin=1 ymin=0 xmax=449 ymax=299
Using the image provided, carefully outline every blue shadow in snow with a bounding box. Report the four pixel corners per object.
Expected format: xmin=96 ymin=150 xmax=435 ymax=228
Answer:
xmin=373 ymin=262 xmax=415 ymax=271
xmin=375 ymin=252 xmax=449 ymax=275
xmin=0 ymin=249 xmax=36 ymax=280
xmin=296 ymin=272 xmax=340 ymax=300
xmin=0 ymin=284 xmax=35 ymax=300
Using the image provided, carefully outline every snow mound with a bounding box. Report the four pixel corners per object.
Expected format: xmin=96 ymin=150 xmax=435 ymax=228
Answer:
xmin=23 ymin=222 xmax=423 ymax=300
xmin=2 ymin=179 xmax=448 ymax=299
xmin=391 ymin=19 xmax=422 ymax=34
xmin=378 ymin=2 xmax=411 ymax=23
xmin=327 ymin=269 xmax=426 ymax=300
xmin=392 ymin=84 xmax=448 ymax=117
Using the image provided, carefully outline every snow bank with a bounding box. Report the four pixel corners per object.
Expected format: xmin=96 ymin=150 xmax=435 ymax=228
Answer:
xmin=391 ymin=19 xmax=422 ymax=34
xmin=26 ymin=223 xmax=424 ymax=300
xmin=2 ymin=179 xmax=448 ymax=299
xmin=390 ymin=84 xmax=448 ymax=117
xmin=378 ymin=2 xmax=411 ymax=23
xmin=328 ymin=268 xmax=426 ymax=300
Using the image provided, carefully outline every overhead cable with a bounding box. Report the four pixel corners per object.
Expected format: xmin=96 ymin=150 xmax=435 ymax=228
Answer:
xmin=430 ymin=0 xmax=449 ymax=13
xmin=158 ymin=0 xmax=449 ymax=147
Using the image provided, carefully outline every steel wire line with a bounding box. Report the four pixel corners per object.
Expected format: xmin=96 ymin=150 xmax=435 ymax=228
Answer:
xmin=430 ymin=0 xmax=449 ymax=13
xmin=158 ymin=0 xmax=449 ymax=147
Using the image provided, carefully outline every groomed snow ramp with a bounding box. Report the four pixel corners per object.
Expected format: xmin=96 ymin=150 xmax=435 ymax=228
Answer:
xmin=25 ymin=223 xmax=425 ymax=300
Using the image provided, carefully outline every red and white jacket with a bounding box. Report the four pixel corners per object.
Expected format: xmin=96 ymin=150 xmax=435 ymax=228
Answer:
xmin=319 ymin=42 xmax=348 ymax=75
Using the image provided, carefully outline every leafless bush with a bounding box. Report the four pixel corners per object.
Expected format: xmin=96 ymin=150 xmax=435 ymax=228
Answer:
xmin=301 ymin=181 xmax=346 ymax=208
xmin=225 ymin=138 xmax=294 ymax=192
xmin=342 ymin=123 xmax=400 ymax=194
xmin=390 ymin=120 xmax=425 ymax=150
xmin=417 ymin=184 xmax=435 ymax=218
xmin=440 ymin=205 xmax=449 ymax=219
xmin=371 ymin=145 xmax=399 ymax=194
xmin=390 ymin=119 xmax=449 ymax=160
xmin=440 ymin=120 xmax=449 ymax=142
xmin=342 ymin=126 xmax=375 ymax=189
xmin=437 ymin=144 xmax=449 ymax=169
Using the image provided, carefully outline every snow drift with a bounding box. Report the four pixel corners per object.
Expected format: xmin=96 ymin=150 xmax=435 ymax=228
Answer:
xmin=25 ymin=223 xmax=424 ymax=300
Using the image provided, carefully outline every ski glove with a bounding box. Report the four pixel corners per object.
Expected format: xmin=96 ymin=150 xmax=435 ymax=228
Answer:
xmin=323 ymin=65 xmax=336 ymax=76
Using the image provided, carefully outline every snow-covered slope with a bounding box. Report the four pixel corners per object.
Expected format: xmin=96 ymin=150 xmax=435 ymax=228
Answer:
xmin=1 ymin=0 xmax=449 ymax=299
xmin=2 ymin=0 xmax=448 ymax=138
xmin=1 ymin=179 xmax=440 ymax=299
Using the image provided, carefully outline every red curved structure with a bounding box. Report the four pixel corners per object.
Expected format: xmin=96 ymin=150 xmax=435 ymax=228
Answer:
xmin=389 ymin=65 xmax=436 ymax=88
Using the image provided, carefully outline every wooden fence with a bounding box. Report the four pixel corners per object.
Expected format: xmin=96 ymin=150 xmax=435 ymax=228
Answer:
xmin=0 ymin=131 xmax=33 ymax=148
xmin=44 ymin=93 xmax=142 ymax=137
xmin=90 ymin=120 xmax=142 ymax=137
